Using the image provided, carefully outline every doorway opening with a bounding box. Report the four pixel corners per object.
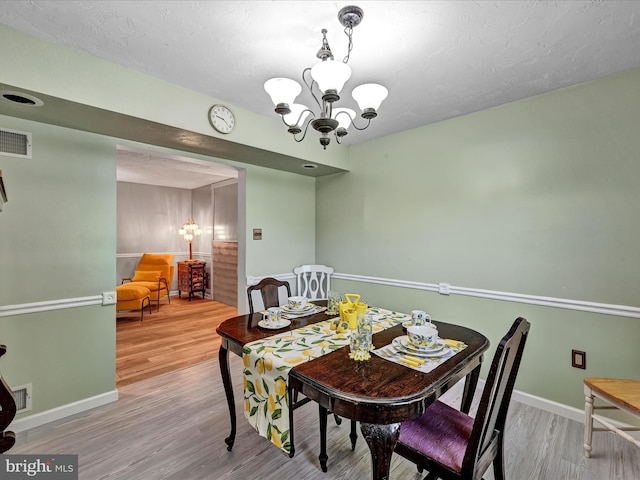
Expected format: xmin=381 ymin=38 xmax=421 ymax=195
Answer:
xmin=115 ymin=145 xmax=241 ymax=386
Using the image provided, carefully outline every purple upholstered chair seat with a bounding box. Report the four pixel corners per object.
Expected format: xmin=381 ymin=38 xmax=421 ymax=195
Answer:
xmin=398 ymin=400 xmax=474 ymax=473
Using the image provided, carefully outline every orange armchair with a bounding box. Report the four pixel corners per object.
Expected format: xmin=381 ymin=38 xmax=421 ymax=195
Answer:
xmin=122 ymin=253 xmax=174 ymax=311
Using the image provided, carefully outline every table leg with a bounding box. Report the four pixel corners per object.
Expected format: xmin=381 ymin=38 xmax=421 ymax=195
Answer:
xmin=460 ymin=362 xmax=481 ymax=414
xmin=288 ymin=383 xmax=296 ymax=458
xmin=361 ymin=422 xmax=400 ymax=480
xmin=218 ymin=343 xmax=236 ymax=451
xmin=318 ymin=405 xmax=329 ymax=472
xmin=350 ymin=420 xmax=358 ymax=451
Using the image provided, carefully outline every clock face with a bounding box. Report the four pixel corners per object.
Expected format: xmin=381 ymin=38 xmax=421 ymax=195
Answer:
xmin=209 ymin=104 xmax=235 ymax=134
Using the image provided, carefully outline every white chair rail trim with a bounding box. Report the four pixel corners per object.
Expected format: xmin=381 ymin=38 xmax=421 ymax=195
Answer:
xmin=333 ymin=272 xmax=640 ymax=319
xmin=3 ymin=272 xmax=639 ymax=319
xmin=0 ymin=296 xmax=103 ymax=317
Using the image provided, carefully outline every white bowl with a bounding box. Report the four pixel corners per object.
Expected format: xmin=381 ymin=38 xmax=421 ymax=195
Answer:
xmin=406 ymin=325 xmax=438 ymax=348
xmin=287 ymin=296 xmax=308 ymax=309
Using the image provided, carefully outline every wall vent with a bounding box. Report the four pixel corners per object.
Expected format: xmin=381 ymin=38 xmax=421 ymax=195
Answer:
xmin=12 ymin=383 xmax=32 ymax=413
xmin=0 ymin=128 xmax=32 ymax=159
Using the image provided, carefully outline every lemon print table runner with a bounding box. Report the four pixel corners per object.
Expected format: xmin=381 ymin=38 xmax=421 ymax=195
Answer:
xmin=242 ymin=308 xmax=410 ymax=454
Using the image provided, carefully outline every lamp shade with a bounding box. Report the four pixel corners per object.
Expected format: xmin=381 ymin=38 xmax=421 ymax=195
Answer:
xmin=284 ymin=104 xmax=311 ymax=128
xmin=352 ymin=83 xmax=388 ymax=111
xmin=332 ymin=108 xmax=356 ymax=129
xmin=311 ymin=60 xmax=352 ymax=94
xmin=264 ymin=78 xmax=302 ymax=106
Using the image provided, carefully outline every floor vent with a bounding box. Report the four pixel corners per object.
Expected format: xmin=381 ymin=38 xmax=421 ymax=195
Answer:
xmin=12 ymin=383 xmax=32 ymax=413
xmin=0 ymin=128 xmax=32 ymax=159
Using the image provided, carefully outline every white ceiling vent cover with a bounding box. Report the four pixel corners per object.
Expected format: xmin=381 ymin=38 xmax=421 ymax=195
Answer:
xmin=0 ymin=128 xmax=32 ymax=159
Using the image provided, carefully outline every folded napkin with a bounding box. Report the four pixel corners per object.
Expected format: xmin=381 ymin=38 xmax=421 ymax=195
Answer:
xmin=441 ymin=338 xmax=467 ymax=351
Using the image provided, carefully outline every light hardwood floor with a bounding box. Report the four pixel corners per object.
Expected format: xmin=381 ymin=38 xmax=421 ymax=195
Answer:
xmin=116 ymin=296 xmax=237 ymax=387
xmin=11 ymin=301 xmax=640 ymax=480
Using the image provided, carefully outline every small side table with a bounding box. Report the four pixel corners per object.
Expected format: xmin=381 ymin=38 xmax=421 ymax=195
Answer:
xmin=177 ymin=260 xmax=207 ymax=301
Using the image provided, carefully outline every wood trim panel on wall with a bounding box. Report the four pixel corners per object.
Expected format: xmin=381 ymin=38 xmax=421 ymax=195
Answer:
xmin=213 ymin=241 xmax=238 ymax=307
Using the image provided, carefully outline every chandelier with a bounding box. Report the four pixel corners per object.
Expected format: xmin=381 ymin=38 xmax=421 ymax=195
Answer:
xmin=178 ymin=219 xmax=202 ymax=260
xmin=264 ymin=5 xmax=388 ymax=150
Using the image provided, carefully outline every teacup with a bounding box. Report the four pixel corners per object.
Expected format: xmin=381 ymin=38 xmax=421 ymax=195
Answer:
xmin=287 ymin=296 xmax=307 ymax=310
xmin=411 ymin=310 xmax=429 ymax=326
xmin=266 ymin=307 xmax=282 ymax=327
xmin=407 ymin=325 xmax=438 ymax=348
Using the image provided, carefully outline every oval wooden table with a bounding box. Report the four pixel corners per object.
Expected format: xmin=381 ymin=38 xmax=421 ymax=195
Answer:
xmin=216 ymin=307 xmax=489 ymax=480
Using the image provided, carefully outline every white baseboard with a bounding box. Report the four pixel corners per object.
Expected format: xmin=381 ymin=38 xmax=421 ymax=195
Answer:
xmin=10 ymin=390 xmax=118 ymax=433
xmin=478 ymin=380 xmax=638 ymax=433
xmin=510 ymin=386 xmax=586 ymax=423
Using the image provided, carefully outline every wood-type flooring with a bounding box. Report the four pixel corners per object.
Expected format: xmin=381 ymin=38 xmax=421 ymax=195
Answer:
xmin=116 ymin=296 xmax=237 ymax=387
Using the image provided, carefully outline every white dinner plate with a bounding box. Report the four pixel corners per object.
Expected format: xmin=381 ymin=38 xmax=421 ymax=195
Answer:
xmin=282 ymin=304 xmax=314 ymax=313
xmin=392 ymin=337 xmax=450 ymax=358
xmin=258 ymin=319 xmax=291 ymax=330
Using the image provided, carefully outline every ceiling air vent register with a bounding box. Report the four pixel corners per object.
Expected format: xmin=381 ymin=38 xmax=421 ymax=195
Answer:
xmin=0 ymin=128 xmax=32 ymax=159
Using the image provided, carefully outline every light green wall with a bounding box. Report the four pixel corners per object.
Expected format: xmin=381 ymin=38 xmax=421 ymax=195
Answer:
xmin=245 ymin=167 xmax=316 ymax=276
xmin=0 ymin=115 xmax=117 ymax=413
xmin=321 ymin=69 xmax=640 ymax=305
xmin=1 ymin=307 xmax=115 ymax=414
xmin=317 ymin=69 xmax=640 ymax=411
xmin=0 ymin=117 xmax=117 ymax=304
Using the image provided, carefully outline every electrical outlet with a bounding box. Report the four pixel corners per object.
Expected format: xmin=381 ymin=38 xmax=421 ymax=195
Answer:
xmin=102 ymin=291 xmax=116 ymax=305
xmin=438 ymin=283 xmax=450 ymax=295
xmin=572 ymin=350 xmax=586 ymax=369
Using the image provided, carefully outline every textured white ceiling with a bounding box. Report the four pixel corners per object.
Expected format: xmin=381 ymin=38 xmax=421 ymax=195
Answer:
xmin=2 ymin=0 xmax=640 ymax=181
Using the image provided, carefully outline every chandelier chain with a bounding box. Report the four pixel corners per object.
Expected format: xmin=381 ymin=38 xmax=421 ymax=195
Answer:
xmin=342 ymin=25 xmax=354 ymax=63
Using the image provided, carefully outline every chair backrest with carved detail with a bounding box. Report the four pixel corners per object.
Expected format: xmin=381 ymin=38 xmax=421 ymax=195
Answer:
xmin=294 ymin=265 xmax=334 ymax=300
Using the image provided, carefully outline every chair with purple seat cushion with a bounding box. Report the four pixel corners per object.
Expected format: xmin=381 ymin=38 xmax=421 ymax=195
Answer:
xmin=394 ymin=317 xmax=531 ymax=480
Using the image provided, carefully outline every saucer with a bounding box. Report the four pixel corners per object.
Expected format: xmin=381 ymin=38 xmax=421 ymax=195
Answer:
xmin=258 ymin=319 xmax=291 ymax=330
xmin=403 ymin=320 xmax=437 ymax=329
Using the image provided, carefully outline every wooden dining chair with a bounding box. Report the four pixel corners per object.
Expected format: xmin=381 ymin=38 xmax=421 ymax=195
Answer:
xmin=293 ymin=264 xmax=334 ymax=300
xmin=247 ymin=277 xmax=291 ymax=314
xmin=394 ymin=316 xmax=530 ymax=480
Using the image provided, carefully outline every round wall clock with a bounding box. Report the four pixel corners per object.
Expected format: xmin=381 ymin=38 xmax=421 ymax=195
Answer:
xmin=208 ymin=104 xmax=235 ymax=134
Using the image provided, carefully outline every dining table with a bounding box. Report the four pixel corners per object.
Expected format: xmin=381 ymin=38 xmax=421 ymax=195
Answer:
xmin=216 ymin=301 xmax=489 ymax=480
